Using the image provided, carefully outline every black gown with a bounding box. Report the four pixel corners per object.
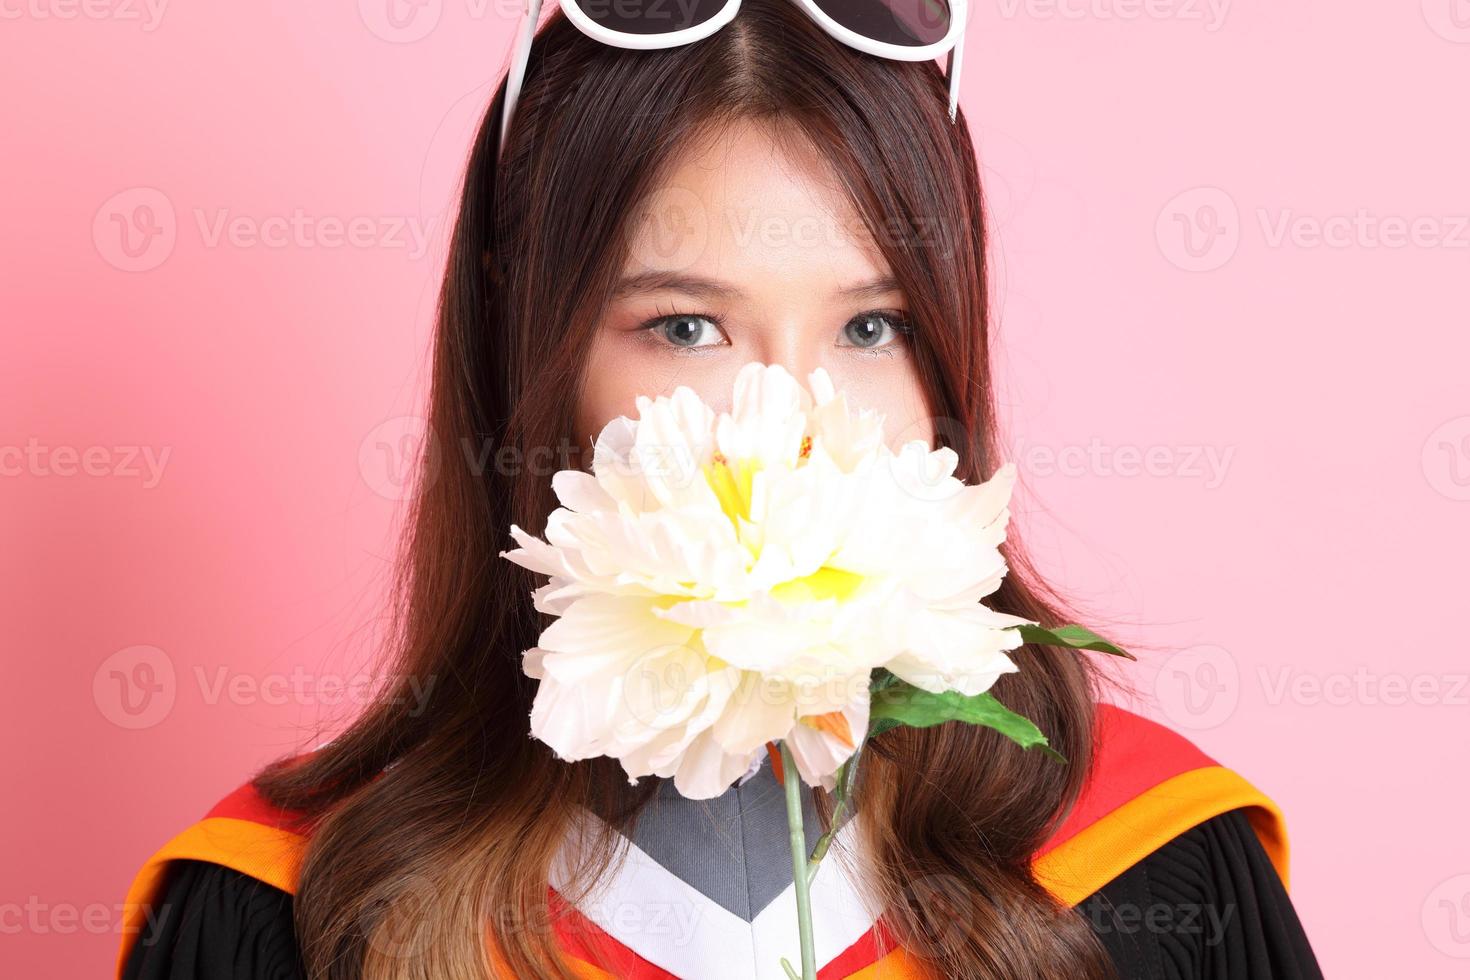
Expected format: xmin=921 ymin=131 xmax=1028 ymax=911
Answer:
xmin=121 ymin=806 xmax=1323 ymax=979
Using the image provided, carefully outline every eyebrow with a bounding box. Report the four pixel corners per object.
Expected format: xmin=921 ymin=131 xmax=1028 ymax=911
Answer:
xmin=612 ymin=270 xmax=902 ymax=302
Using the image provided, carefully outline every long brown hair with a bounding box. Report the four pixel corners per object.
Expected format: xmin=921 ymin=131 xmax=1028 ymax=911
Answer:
xmin=257 ymin=2 xmax=1118 ymax=976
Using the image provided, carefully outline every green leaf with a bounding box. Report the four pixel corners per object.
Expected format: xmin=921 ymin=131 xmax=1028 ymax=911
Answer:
xmin=1015 ymin=623 xmax=1135 ymax=660
xmin=867 ymin=682 xmax=1066 ymax=763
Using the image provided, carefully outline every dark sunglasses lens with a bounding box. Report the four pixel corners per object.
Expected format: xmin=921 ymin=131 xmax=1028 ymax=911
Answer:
xmin=810 ymin=0 xmax=952 ymax=46
xmin=571 ymin=0 xmax=731 ymax=35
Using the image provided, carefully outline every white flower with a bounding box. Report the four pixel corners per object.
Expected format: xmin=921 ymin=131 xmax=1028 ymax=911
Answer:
xmin=501 ymin=361 xmax=1034 ymax=799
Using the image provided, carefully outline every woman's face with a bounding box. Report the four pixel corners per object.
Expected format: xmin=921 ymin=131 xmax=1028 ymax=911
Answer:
xmin=573 ymin=118 xmax=936 ymax=459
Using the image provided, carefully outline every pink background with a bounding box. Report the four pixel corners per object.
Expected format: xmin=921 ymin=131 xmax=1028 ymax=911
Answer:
xmin=3 ymin=2 xmax=1467 ymax=977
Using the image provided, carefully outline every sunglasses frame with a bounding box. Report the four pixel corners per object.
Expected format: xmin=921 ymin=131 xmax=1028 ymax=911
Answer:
xmin=499 ymin=0 xmax=969 ymax=156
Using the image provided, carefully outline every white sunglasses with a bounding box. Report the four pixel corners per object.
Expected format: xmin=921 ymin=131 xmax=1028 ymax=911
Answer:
xmin=499 ymin=0 xmax=969 ymax=157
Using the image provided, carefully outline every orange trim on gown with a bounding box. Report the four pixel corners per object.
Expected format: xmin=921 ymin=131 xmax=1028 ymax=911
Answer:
xmin=115 ymin=704 xmax=1290 ymax=979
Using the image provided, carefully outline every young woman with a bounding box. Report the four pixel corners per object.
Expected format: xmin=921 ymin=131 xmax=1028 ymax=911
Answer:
xmin=117 ymin=1 xmax=1324 ymax=977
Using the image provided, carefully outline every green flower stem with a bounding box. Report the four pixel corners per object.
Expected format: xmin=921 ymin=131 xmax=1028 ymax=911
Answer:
xmin=779 ymin=741 xmax=818 ymax=980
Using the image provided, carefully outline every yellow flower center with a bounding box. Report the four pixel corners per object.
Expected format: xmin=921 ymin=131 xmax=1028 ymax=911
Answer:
xmin=704 ymin=452 xmax=757 ymax=525
xmin=769 ymin=566 xmax=865 ymax=605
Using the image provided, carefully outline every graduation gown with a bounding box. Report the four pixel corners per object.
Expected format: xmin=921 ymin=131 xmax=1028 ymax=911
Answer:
xmin=114 ymin=704 xmax=1324 ymax=979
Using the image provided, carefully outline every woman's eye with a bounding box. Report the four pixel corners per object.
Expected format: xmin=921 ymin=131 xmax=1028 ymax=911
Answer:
xmin=636 ymin=309 xmax=913 ymax=356
xmin=640 ymin=313 xmax=727 ymax=350
xmin=839 ymin=311 xmax=914 ymax=352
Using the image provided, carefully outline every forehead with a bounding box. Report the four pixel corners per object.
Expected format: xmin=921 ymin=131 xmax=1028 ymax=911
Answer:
xmin=620 ymin=117 xmax=888 ymax=287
